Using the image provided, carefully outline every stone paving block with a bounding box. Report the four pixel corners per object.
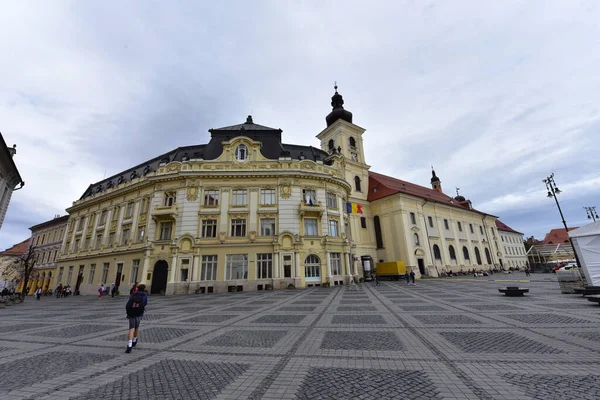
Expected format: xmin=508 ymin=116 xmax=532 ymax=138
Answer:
xmin=396 ymin=305 xmax=448 ymax=312
xmin=204 ymin=330 xmax=288 ymax=348
xmin=466 ymin=304 xmax=524 ymax=311
xmin=295 ymin=367 xmax=442 ymax=399
xmin=223 ymin=306 xmax=262 ymax=312
xmin=182 ymin=314 xmax=239 ymax=323
xmin=251 ymin=315 xmax=306 ymax=324
xmin=103 ymin=327 xmax=196 ymax=343
xmin=503 ymin=373 xmax=600 ymax=400
xmin=331 ymin=315 xmax=387 ymax=325
xmin=412 ymin=315 xmax=482 ymax=325
xmin=438 ymin=331 xmax=564 ymax=354
xmin=336 ymin=305 xmax=377 ymax=312
xmin=276 ymin=306 xmax=317 ymax=312
xmin=36 ymin=324 xmax=117 ymax=338
xmin=320 ymin=331 xmax=404 ymax=351
xmin=500 ymin=313 xmax=594 ymax=325
xmin=0 ymin=323 xmax=53 ymax=333
xmin=81 ymin=359 xmax=250 ymax=400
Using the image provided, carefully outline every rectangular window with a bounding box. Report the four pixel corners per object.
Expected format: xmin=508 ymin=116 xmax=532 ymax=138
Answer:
xmin=121 ymin=227 xmax=130 ymax=245
xmin=95 ymin=233 xmax=103 ymax=250
xmin=57 ymin=267 xmax=64 ymax=284
xmin=410 ymin=212 xmax=416 ymax=225
xmin=260 ymin=189 xmax=276 ymax=205
xmin=231 ymin=189 xmax=248 ymax=206
xmin=330 ymin=252 xmax=341 ymax=275
xmin=226 ymin=254 xmax=248 ymax=280
xmin=131 ymin=260 xmax=140 ymax=283
xmin=203 ymin=190 xmax=219 ymax=206
xmin=302 ymin=189 xmax=317 ymax=205
xmin=67 ymin=266 xmax=74 ymax=285
xmin=81 ymin=237 xmax=87 ymax=251
xmin=428 ymin=216 xmax=434 ymax=228
xmin=74 ymin=237 xmax=80 ymax=251
xmin=137 ymin=225 xmax=146 ymax=242
xmin=41 ymin=234 xmax=46 ymax=244
xmin=458 ymin=222 xmax=463 ymax=232
xmin=159 ymin=222 xmax=173 ymax=240
xmin=108 ymin=232 xmax=115 ymax=247
xmin=502 ymin=236 xmax=505 ymax=242
xmin=444 ymin=219 xmax=449 ymax=230
xmin=180 ymin=259 xmax=190 ymax=282
xmin=76 ymin=218 xmax=84 ymax=231
xmin=141 ymin=198 xmax=149 ymax=213
xmin=101 ymin=263 xmax=109 ymax=284
xmin=100 ymin=210 xmax=108 ymax=225
xmin=479 ymin=225 xmax=484 ymax=234
xmin=112 ymin=207 xmax=120 ymax=221
xmin=202 ymin=219 xmax=218 ymax=238
xmin=201 ymin=255 xmax=218 ymax=281
xmin=304 ymin=218 xmax=318 ymax=236
xmin=329 ymin=220 xmax=339 ymax=237
xmin=326 ymin=192 xmax=337 ymax=208
xmin=53 ymin=250 xmax=58 ymax=261
xmin=469 ymin=223 xmax=474 ymax=234
xmin=283 ymin=255 xmax=292 ymax=278
xmin=260 ymin=218 xmax=276 ymax=236
xmin=257 ymin=253 xmax=273 ymax=279
xmin=88 ymin=264 xmax=96 ymax=284
xmin=230 ymin=219 xmax=246 ymax=237
xmin=164 ymin=192 xmax=176 ymax=206
xmin=125 ymin=202 xmax=134 ymax=218
xmin=360 ymin=217 xmax=367 ymax=229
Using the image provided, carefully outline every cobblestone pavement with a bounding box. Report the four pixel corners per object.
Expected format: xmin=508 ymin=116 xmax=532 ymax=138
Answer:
xmin=2 ymin=272 xmax=600 ymax=399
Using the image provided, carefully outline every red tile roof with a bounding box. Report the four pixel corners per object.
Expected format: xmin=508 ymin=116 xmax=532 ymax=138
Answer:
xmin=495 ymin=220 xmax=522 ymax=235
xmin=0 ymin=237 xmax=31 ymax=256
xmin=542 ymin=228 xmax=578 ymax=245
xmin=368 ymin=171 xmax=496 ymax=217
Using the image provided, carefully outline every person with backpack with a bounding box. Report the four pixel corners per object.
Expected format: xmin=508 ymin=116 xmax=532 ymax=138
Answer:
xmin=125 ymin=284 xmax=147 ymax=353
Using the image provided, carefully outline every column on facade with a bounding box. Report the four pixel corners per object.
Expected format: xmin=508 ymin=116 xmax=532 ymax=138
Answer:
xmin=273 ymin=252 xmax=280 ymax=278
xmin=295 ymin=252 xmax=301 ymax=278
xmin=344 ymin=252 xmax=352 ymax=277
xmin=90 ymin=211 xmax=101 ymax=248
xmin=249 ymin=189 xmax=258 ymax=234
xmin=192 ymin=254 xmax=200 ymax=281
xmin=219 ymin=189 xmax=230 ymax=237
xmin=326 ymin=250 xmax=332 ymax=279
xmin=140 ymin=250 xmax=151 ymax=284
xmin=130 ymin=201 xmax=141 ymax=242
xmin=101 ymin=209 xmax=113 ymax=246
xmin=170 ymin=254 xmax=178 ymax=283
xmin=115 ymin=206 xmax=126 ymax=244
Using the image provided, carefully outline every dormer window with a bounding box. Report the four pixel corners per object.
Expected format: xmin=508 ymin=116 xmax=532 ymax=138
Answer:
xmin=236 ymin=144 xmax=248 ymax=161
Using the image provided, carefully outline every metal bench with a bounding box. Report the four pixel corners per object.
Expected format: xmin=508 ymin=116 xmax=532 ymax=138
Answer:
xmin=498 ymin=286 xmax=529 ymax=297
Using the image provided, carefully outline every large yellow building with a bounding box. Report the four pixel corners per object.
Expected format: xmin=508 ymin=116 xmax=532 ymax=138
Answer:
xmin=56 ymin=88 xmax=502 ymax=295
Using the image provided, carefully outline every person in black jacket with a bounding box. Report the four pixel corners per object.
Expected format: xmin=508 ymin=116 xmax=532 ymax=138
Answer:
xmin=125 ymin=284 xmax=148 ymax=353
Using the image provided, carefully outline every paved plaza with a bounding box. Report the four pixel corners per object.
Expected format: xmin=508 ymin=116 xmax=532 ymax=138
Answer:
xmin=2 ymin=274 xmax=600 ymax=399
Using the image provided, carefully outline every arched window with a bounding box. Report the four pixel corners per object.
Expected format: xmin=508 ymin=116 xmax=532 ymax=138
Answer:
xmin=328 ymin=139 xmax=334 ymax=150
xmin=349 ymin=137 xmax=356 ymax=148
xmin=305 ymin=255 xmax=321 ymax=279
xmin=474 ymin=247 xmax=482 ymax=265
xmin=413 ymin=233 xmax=420 ymax=246
xmin=485 ymin=248 xmax=492 ymax=264
xmin=236 ymin=144 xmax=248 ymax=161
xmin=354 ymin=176 xmax=361 ymax=192
xmin=449 ymin=245 xmax=457 ymax=260
xmin=374 ymin=216 xmax=384 ymax=249
xmin=433 ymin=244 xmax=442 ymax=260
xmin=463 ymin=246 xmax=470 ymax=261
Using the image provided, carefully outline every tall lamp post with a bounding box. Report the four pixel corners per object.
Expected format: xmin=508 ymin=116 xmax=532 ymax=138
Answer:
xmin=543 ymin=173 xmax=582 ymax=268
xmin=584 ymin=206 xmax=598 ymax=222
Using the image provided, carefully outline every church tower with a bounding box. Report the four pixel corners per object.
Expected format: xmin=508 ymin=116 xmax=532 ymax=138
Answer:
xmin=431 ymin=168 xmax=442 ymax=193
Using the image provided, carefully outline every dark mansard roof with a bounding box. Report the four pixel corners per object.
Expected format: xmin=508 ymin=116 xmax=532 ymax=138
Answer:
xmin=80 ymin=116 xmax=329 ymax=200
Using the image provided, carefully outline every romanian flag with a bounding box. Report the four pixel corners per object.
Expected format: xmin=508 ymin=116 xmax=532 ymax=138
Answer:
xmin=346 ymin=202 xmax=363 ymax=214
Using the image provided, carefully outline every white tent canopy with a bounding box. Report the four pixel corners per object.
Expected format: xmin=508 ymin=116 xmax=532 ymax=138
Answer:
xmin=569 ymin=221 xmax=600 ymax=286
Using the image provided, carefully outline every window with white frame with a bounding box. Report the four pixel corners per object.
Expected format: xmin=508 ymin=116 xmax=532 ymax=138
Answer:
xmin=204 ymin=190 xmax=219 ymax=206
xmin=164 ymin=192 xmax=176 ymax=206
xmin=159 ymin=222 xmax=172 ymax=240
xmin=260 ymin=218 xmax=275 ymax=236
xmin=125 ymin=202 xmax=134 ymax=218
xmin=112 ymin=206 xmax=120 ymax=221
xmin=57 ymin=267 xmax=64 ymax=284
xmin=131 ymin=260 xmax=140 ymax=283
xmin=260 ymin=189 xmax=276 ymax=205
xmin=236 ymin=144 xmax=248 ymax=161
xmin=121 ymin=227 xmax=130 ymax=245
xmin=329 ymin=220 xmax=339 ymax=237
xmin=201 ymin=255 xmax=218 ymax=280
xmin=326 ymin=192 xmax=337 ymax=208
xmin=74 ymin=237 xmax=80 ymax=251
xmin=330 ymin=252 xmax=341 ymax=275
xmin=304 ymin=218 xmax=318 ymax=236
xmin=141 ymin=197 xmax=149 ymax=213
xmin=302 ymin=189 xmax=316 ymax=205
xmin=100 ymin=210 xmax=108 ymax=225
xmin=76 ymin=218 xmax=84 ymax=231
xmin=226 ymin=254 xmax=248 ymax=280
xmin=88 ymin=264 xmax=96 ymax=284
xmin=231 ymin=189 xmax=247 ymax=206
xmin=101 ymin=263 xmax=109 ymax=284
xmin=180 ymin=259 xmax=190 ymax=281
xmin=414 ymin=233 xmax=420 ymax=246
xmin=304 ymin=254 xmax=320 ymax=278
xmin=137 ymin=225 xmax=145 ymax=242
xmin=230 ymin=219 xmax=246 ymax=237
xmin=201 ymin=219 xmax=217 ymax=238
xmin=95 ymin=233 xmax=103 ymax=250
xmin=257 ymin=253 xmax=273 ymax=279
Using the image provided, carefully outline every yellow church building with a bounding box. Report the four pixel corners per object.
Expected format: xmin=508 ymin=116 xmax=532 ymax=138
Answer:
xmin=55 ymin=87 xmax=502 ymax=295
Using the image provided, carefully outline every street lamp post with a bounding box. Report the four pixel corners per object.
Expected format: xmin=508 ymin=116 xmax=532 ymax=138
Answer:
xmin=543 ymin=173 xmax=582 ymax=268
xmin=584 ymin=206 xmax=598 ymax=222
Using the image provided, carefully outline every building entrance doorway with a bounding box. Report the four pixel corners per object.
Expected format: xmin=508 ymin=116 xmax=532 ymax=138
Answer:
xmin=115 ymin=263 xmax=123 ymax=289
xmin=151 ymin=260 xmax=168 ymax=295
xmin=417 ymin=258 xmax=425 ymax=275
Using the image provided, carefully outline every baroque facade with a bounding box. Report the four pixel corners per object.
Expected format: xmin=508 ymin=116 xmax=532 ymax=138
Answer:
xmin=56 ymin=88 xmax=504 ymax=295
xmin=0 ymin=133 xmax=25 ymax=230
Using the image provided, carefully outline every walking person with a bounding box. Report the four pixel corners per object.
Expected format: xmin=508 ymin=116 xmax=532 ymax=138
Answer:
xmin=110 ymin=282 xmax=116 ymax=298
xmin=125 ymin=284 xmax=147 ymax=353
xmin=409 ymin=269 xmax=416 ymax=285
xmin=98 ymin=284 xmax=104 ymax=299
xmin=374 ymin=274 xmax=380 ymax=286
xmin=35 ymin=287 xmax=42 ymax=300
xmin=525 ymin=266 xmax=531 ymax=277
xmin=405 ymin=272 xmax=410 ymax=285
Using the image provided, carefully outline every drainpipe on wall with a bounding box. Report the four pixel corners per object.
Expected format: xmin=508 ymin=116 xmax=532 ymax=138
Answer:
xmin=421 ymin=200 xmax=438 ymax=277
xmin=482 ymin=216 xmax=497 ymax=268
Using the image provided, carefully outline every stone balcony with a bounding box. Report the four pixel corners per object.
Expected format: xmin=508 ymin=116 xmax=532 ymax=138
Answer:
xmin=151 ymin=204 xmax=179 ymax=221
xmin=299 ymin=201 xmax=324 ymax=217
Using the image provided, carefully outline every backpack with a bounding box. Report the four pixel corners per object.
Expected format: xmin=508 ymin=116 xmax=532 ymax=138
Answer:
xmin=126 ymin=292 xmax=146 ymax=316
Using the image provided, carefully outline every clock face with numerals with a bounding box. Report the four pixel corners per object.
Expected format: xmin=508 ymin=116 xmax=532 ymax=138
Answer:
xmin=351 ymin=152 xmax=358 ymax=161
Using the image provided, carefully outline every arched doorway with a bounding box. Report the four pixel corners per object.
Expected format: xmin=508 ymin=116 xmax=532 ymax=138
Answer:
xmin=304 ymin=255 xmax=321 ymax=284
xmin=151 ymin=260 xmax=168 ymax=295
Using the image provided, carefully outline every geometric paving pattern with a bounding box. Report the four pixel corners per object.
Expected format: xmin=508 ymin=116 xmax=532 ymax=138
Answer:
xmin=439 ymin=331 xmax=565 ymax=354
xmin=295 ymin=368 xmax=443 ymax=399
xmin=320 ymin=331 xmax=404 ymax=351
xmin=82 ymin=359 xmax=250 ymax=400
xmin=3 ymin=273 xmax=600 ymax=399
xmin=502 ymin=373 xmax=600 ymax=400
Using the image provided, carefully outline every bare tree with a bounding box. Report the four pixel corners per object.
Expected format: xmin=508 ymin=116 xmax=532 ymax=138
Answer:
xmin=2 ymin=244 xmax=37 ymax=302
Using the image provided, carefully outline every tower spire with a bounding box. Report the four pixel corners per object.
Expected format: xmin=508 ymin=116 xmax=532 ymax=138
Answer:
xmin=325 ymin=83 xmax=353 ymax=126
xmin=430 ymin=166 xmax=442 ymax=192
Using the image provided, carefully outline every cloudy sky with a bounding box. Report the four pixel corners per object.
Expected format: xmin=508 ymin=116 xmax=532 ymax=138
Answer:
xmin=1 ymin=0 xmax=599 ymax=250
